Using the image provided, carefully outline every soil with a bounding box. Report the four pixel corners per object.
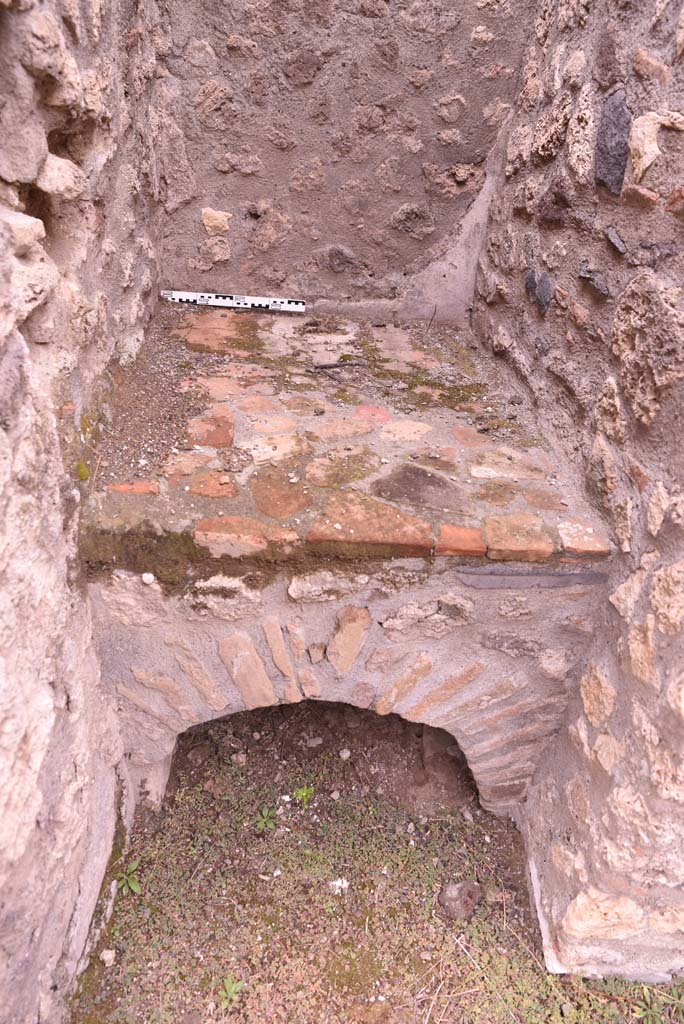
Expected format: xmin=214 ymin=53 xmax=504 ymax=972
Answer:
xmin=68 ymin=703 xmax=684 ymax=1024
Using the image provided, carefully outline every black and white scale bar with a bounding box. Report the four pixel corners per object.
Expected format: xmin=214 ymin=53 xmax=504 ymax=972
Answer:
xmin=161 ymin=290 xmax=306 ymax=314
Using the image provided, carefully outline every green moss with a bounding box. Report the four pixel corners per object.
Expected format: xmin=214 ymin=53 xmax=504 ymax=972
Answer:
xmin=75 ymin=459 xmax=90 ymax=481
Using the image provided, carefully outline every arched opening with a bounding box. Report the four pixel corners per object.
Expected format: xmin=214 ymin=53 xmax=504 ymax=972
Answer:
xmin=70 ymin=701 xmax=548 ymax=1024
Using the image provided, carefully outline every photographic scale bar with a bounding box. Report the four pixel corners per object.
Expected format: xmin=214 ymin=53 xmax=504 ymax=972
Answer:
xmin=161 ymin=290 xmax=306 ymax=314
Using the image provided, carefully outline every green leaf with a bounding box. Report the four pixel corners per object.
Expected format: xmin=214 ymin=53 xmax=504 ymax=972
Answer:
xmin=128 ymin=877 xmax=142 ymax=894
xmin=128 ymin=859 xmax=140 ymax=872
xmin=117 ymin=878 xmax=125 ymax=890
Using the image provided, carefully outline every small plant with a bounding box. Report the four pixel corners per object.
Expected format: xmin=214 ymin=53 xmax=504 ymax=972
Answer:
xmin=75 ymin=459 xmax=90 ymax=481
xmin=293 ymin=784 xmax=314 ymax=810
xmin=116 ymin=860 xmax=141 ymax=895
xmin=218 ymin=975 xmax=244 ymax=1010
xmin=255 ymin=806 xmax=276 ymax=832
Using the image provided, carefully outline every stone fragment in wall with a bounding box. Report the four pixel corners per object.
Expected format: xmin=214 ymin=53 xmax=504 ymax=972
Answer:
xmin=471 ymin=25 xmax=494 ymax=44
xmin=505 ymin=125 xmax=533 ymax=177
xmin=557 ymin=0 xmax=590 ymax=31
xmin=288 ymin=571 xmax=371 ymax=603
xmin=611 ymin=272 xmax=684 ymax=425
xmin=633 ymin=49 xmax=669 ymax=86
xmin=629 ymin=111 xmax=684 ymax=183
xmin=214 ymin=149 xmax=263 ymax=175
xmin=97 ymin=573 xmax=169 ymax=627
xmin=594 ymin=25 xmax=621 ymax=90
xmin=160 ymin=120 xmax=197 ymax=213
xmin=381 ymin=602 xmax=453 ymax=640
xmin=36 ymin=154 xmax=88 ymax=200
xmin=519 ymin=47 xmax=542 ymax=111
xmin=524 ymin=268 xmax=554 ymax=315
xmin=649 ymin=562 xmax=684 ymax=635
xmin=326 ymin=606 xmax=371 ymax=676
xmin=666 ymin=186 xmax=684 ymax=218
xmin=226 ymin=34 xmax=259 ymax=56
xmin=434 ymin=94 xmax=466 ymax=124
xmin=250 ymin=201 xmax=292 ymax=252
xmin=587 ymin=434 xmax=617 ymax=504
xmin=594 ymin=88 xmax=632 ymax=195
xmin=190 ymin=237 xmax=231 ymax=271
xmin=563 ymin=50 xmax=587 ymax=89
xmin=483 ymin=100 xmax=511 ymax=127
xmin=628 ymin=614 xmax=658 ymax=688
xmin=536 ymin=174 xmax=573 ymax=226
xmin=561 ymin=888 xmax=644 ymax=942
xmin=421 ymin=163 xmax=485 ymax=198
xmin=491 ymin=325 xmax=513 ymax=353
xmin=21 ymin=11 xmax=84 ymax=110
xmin=593 ymin=733 xmax=623 ymax=773
xmin=566 ymin=85 xmax=595 ymax=184
xmin=290 ymin=158 xmax=325 ymax=193
xmin=185 ymin=40 xmax=217 ymax=69
xmin=647 ymin=482 xmax=670 ymax=537
xmin=498 ymin=595 xmax=531 ymax=620
xmin=611 ymin=496 xmax=632 ymax=554
xmin=535 ymin=0 xmax=554 ymax=44
xmin=375 ymin=653 xmax=433 ymax=715
xmin=320 ymin=245 xmax=364 ymax=274
xmin=667 ymin=674 xmax=684 ymax=722
xmin=609 ymin=554 xmax=657 ymax=621
xmin=677 ymin=6 xmax=684 ymax=61
xmin=566 ymin=773 xmax=590 ymax=823
xmin=201 ymin=208 xmax=232 ymax=236
xmin=190 ymin=575 xmax=261 ymax=621
xmin=366 ymin=647 xmax=408 ymax=671
xmin=389 ymin=203 xmax=435 ymax=239
xmin=219 ymin=633 xmax=277 ymax=710
xmin=284 ymin=49 xmax=323 ymax=86
xmin=595 ymin=377 xmax=625 ymax=444
xmin=538 ymin=648 xmax=575 ymax=680
xmin=531 ymin=94 xmax=572 ymax=162
xmin=481 ymin=632 xmax=542 ymax=658
xmin=407 ymin=67 xmax=433 ymax=92
xmin=580 ymin=664 xmax=616 ymax=728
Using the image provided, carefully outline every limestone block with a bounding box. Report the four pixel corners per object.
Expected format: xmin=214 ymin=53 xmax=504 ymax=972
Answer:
xmin=36 ymin=154 xmax=88 ymax=199
xmin=201 ymin=208 xmax=233 ymax=235
xmin=326 ymin=606 xmax=371 ymax=676
xmin=580 ymin=664 xmax=616 ymax=728
xmin=650 ymin=562 xmax=684 ymax=635
xmin=219 ymin=633 xmax=277 ymax=710
xmin=629 ymin=111 xmax=684 ymax=183
xmin=561 ymin=888 xmax=645 ymax=941
xmin=628 ymin=616 xmax=658 ymax=688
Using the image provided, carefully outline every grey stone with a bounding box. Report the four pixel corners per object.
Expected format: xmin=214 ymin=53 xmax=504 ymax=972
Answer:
xmin=595 ymin=89 xmax=632 ymax=195
xmin=579 ymin=261 xmax=611 ymax=299
xmin=438 ymin=880 xmax=483 ymax=921
xmin=604 ymin=226 xmax=627 ymax=255
xmin=525 ymin=268 xmax=554 ymax=315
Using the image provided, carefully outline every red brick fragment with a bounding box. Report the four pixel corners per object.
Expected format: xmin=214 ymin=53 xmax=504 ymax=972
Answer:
xmin=187 ymin=404 xmax=234 ymax=447
xmin=108 ymin=480 xmax=159 ymax=494
xmin=306 ymin=491 xmax=433 ymax=557
xmin=621 ymin=184 xmax=659 ymax=209
xmin=665 ymin=186 xmax=684 ymax=218
xmin=194 ymin=516 xmax=298 ymax=558
xmin=436 ymin=524 xmax=487 ymax=557
xmin=188 ymin=471 xmax=238 ymax=498
xmin=484 ymin=513 xmax=555 ymax=563
xmin=557 ymin=517 xmax=611 ymax=557
xmin=353 ymin=405 xmax=391 ymax=424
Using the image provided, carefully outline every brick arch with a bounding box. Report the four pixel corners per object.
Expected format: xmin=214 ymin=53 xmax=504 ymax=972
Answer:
xmin=98 ymin=566 xmax=601 ymax=817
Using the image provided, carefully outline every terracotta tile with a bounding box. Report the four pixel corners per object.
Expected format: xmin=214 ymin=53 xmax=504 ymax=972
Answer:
xmin=484 ymin=513 xmax=555 ymax=562
xmin=188 ymin=471 xmax=238 ymax=498
xmin=381 ymin=420 xmax=433 ymax=443
xmin=452 ymin=423 xmax=488 ymax=447
xmin=436 ymin=524 xmax=487 ymax=556
xmin=194 ymin=516 xmax=299 ymax=558
xmin=162 ymin=451 xmax=213 ymax=484
xmin=306 ymin=491 xmax=433 ymax=557
xmin=187 ymin=404 xmax=234 ymax=447
xmin=557 ymin=517 xmax=611 ymax=557
xmin=353 ymin=405 xmax=391 ymax=424
xmin=251 ymin=414 xmax=298 ymax=435
xmin=235 ymin=395 xmax=278 ymax=414
xmin=250 ymin=466 xmax=313 ymax=518
xmin=108 ymin=479 xmax=159 ymax=494
xmin=305 ymin=448 xmax=380 ymax=487
xmin=310 ymin=418 xmax=374 ymax=440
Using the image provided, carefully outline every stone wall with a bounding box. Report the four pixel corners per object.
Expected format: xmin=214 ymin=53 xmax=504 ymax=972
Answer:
xmin=0 ymin=1 xmax=162 ymax=1020
xmin=472 ymin=0 xmax=684 ymax=982
xmin=155 ymin=0 xmax=528 ymax=310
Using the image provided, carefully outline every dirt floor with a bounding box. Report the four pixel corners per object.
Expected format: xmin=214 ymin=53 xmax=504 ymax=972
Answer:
xmin=69 ymin=703 xmax=684 ymax=1024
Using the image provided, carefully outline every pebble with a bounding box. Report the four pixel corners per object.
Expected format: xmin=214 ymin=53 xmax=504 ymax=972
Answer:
xmin=100 ymin=949 xmax=116 ymax=968
xmin=331 ymin=790 xmax=340 ymax=801
xmin=306 ymin=736 xmax=323 ymax=748
xmin=339 ymin=748 xmax=351 ymax=760
xmin=461 ymin=807 xmax=474 ymax=823
xmin=141 ymin=572 xmax=156 ymax=585
xmin=231 ymin=751 xmax=247 ymax=765
xmin=438 ymin=880 xmax=483 ymax=922
xmin=252 ymin=731 xmax=261 ymax=740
